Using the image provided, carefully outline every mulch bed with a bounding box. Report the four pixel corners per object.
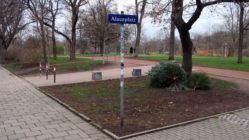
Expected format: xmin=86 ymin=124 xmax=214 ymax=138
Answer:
xmin=42 ymin=77 xmax=249 ymax=136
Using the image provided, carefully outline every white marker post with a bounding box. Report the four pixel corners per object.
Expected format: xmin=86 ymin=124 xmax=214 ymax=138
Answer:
xmin=120 ymin=11 xmax=125 ymax=129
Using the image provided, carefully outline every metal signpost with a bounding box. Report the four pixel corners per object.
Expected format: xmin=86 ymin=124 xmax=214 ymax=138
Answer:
xmin=46 ymin=63 xmax=49 ymax=80
xmin=53 ymin=65 xmax=56 ymax=83
xmin=109 ymin=12 xmax=138 ymax=129
xmin=39 ymin=62 xmax=42 ymax=77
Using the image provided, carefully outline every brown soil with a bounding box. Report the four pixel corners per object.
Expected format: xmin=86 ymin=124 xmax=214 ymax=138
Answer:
xmin=42 ymin=77 xmax=249 ymax=136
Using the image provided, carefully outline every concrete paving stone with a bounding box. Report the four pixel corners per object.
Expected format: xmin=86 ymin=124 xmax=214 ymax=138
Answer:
xmin=8 ymin=133 xmax=26 ymax=140
xmin=25 ymin=130 xmax=42 ymax=137
xmin=36 ymin=134 xmax=53 ymax=140
xmin=51 ymin=131 xmax=69 ymax=138
xmin=55 ymin=126 xmax=72 ymax=132
xmin=0 ymin=130 xmax=15 ymax=137
xmin=48 ymin=138 xmax=64 ymax=140
xmin=63 ymin=134 xmax=82 ymax=140
xmin=46 ymin=124 xmax=60 ymax=129
xmin=30 ymin=126 xmax=45 ymax=132
xmin=15 ymin=128 xmax=31 ymax=134
xmin=0 ymin=136 xmax=8 ymax=140
xmin=91 ymin=133 xmax=110 ymax=140
xmin=19 ymin=137 xmax=37 ymax=140
xmin=21 ymin=124 xmax=37 ymax=129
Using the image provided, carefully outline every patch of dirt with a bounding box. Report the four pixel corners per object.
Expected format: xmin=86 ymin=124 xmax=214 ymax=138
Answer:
xmin=42 ymin=77 xmax=249 ymax=136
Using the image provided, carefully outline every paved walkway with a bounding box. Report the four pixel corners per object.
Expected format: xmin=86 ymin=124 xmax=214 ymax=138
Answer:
xmin=24 ymin=65 xmax=249 ymax=87
xmin=0 ymin=66 xmax=110 ymax=140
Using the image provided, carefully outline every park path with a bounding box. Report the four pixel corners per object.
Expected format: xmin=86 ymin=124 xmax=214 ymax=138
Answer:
xmin=24 ymin=57 xmax=157 ymax=87
xmin=0 ymin=66 xmax=110 ymax=140
xmin=24 ymin=56 xmax=249 ymax=88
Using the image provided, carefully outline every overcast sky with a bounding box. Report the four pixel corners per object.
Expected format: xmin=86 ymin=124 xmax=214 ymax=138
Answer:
xmin=114 ymin=0 xmax=225 ymax=39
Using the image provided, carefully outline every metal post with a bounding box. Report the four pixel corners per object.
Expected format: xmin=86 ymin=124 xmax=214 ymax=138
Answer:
xmin=46 ymin=63 xmax=48 ymax=80
xmin=103 ymin=40 xmax=106 ymax=65
xmin=120 ymin=11 xmax=125 ymax=129
xmin=39 ymin=62 xmax=42 ymax=77
xmin=53 ymin=65 xmax=56 ymax=83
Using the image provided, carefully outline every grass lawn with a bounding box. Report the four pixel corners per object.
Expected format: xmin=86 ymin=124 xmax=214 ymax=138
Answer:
xmin=48 ymin=57 xmax=106 ymax=71
xmin=139 ymin=55 xmax=249 ymax=72
xmin=42 ymin=76 xmax=249 ymax=136
xmin=3 ymin=57 xmax=110 ymax=75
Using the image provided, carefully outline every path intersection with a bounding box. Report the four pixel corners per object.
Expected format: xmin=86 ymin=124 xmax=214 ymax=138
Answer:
xmin=2 ymin=57 xmax=249 ymax=140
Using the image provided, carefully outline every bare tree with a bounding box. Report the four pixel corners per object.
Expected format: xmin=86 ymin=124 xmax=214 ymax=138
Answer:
xmin=63 ymin=0 xmax=88 ymax=60
xmin=237 ymin=2 xmax=249 ymax=63
xmin=221 ymin=3 xmax=249 ymax=62
xmin=149 ymin=0 xmax=175 ymax=59
xmin=41 ymin=0 xmax=87 ymax=60
xmin=0 ymin=0 xmax=27 ymax=64
xmin=222 ymin=4 xmax=239 ymax=56
xmin=81 ymin=0 xmax=119 ymax=55
xmin=27 ymin=0 xmax=49 ymax=63
xmin=134 ymin=0 xmax=147 ymax=57
xmin=46 ymin=0 xmax=61 ymax=60
xmin=171 ymin=0 xmax=249 ymax=77
xmin=238 ymin=3 xmax=244 ymax=63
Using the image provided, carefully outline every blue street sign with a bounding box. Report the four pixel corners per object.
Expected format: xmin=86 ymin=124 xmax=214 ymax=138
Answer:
xmin=108 ymin=14 xmax=138 ymax=24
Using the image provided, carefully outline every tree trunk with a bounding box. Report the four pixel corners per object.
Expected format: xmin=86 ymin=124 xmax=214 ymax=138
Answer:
xmin=70 ymin=41 xmax=76 ymax=60
xmin=134 ymin=23 xmax=141 ymax=57
xmin=52 ymin=22 xmax=57 ymax=60
xmin=70 ymin=19 xmax=77 ymax=60
xmin=99 ymin=38 xmax=104 ymax=56
xmin=40 ymin=22 xmax=48 ymax=63
xmin=179 ymin=29 xmax=193 ymax=78
xmin=238 ymin=3 xmax=244 ymax=64
xmin=169 ymin=20 xmax=175 ymax=60
xmin=0 ymin=45 xmax=6 ymax=64
xmin=134 ymin=0 xmax=146 ymax=57
xmin=169 ymin=1 xmax=175 ymax=60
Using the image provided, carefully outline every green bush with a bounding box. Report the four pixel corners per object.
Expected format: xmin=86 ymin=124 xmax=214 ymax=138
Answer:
xmin=148 ymin=62 xmax=187 ymax=89
xmin=187 ymin=73 xmax=211 ymax=90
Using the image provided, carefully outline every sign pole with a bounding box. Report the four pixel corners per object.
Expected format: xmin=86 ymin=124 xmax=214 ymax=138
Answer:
xmin=108 ymin=11 xmax=138 ymax=130
xmin=53 ymin=65 xmax=56 ymax=83
xmin=39 ymin=62 xmax=42 ymax=77
xmin=46 ymin=63 xmax=48 ymax=80
xmin=120 ymin=11 xmax=125 ymax=129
